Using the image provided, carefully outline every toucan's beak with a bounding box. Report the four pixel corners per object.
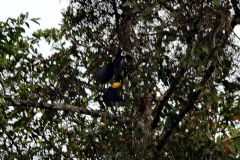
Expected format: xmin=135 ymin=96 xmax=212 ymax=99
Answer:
xmin=126 ymin=52 xmax=134 ymax=60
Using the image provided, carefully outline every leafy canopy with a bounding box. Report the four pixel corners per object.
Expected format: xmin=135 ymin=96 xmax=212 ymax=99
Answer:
xmin=1 ymin=0 xmax=240 ymax=159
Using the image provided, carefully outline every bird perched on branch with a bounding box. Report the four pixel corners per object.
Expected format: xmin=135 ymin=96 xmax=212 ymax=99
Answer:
xmin=93 ymin=50 xmax=134 ymax=102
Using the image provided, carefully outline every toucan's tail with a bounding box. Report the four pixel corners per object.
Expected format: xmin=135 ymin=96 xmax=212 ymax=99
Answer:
xmin=102 ymin=88 xmax=122 ymax=102
xmin=93 ymin=63 xmax=114 ymax=83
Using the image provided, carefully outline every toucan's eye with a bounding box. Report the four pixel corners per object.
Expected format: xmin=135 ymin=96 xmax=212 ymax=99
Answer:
xmin=121 ymin=51 xmax=125 ymax=56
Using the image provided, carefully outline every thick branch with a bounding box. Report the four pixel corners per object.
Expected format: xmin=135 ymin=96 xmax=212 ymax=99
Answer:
xmin=155 ymin=90 xmax=200 ymax=151
xmin=120 ymin=0 xmax=132 ymax=50
xmin=111 ymin=0 xmax=119 ymax=33
xmin=151 ymin=67 xmax=185 ymax=130
xmin=1 ymin=97 xmax=153 ymax=134
xmin=154 ymin=3 xmax=239 ymax=151
xmin=155 ymin=65 xmax=215 ymax=151
xmin=1 ymin=96 xmax=131 ymax=125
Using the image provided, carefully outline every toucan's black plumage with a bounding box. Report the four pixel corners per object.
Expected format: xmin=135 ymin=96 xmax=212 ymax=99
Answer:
xmin=92 ymin=63 xmax=115 ymax=83
xmin=93 ymin=50 xmax=133 ymax=84
xmin=93 ymin=50 xmax=133 ymax=102
xmin=102 ymin=65 xmax=128 ymax=102
xmin=102 ymin=87 xmax=123 ymax=102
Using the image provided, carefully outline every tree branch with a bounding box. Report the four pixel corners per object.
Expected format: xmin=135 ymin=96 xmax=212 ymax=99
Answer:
xmin=155 ymin=65 xmax=215 ymax=151
xmin=111 ymin=0 xmax=119 ymax=33
xmin=151 ymin=67 xmax=185 ymax=130
xmin=155 ymin=90 xmax=200 ymax=151
xmin=154 ymin=3 xmax=240 ymax=151
xmin=1 ymin=96 xmax=131 ymax=126
xmin=221 ymin=135 xmax=240 ymax=143
xmin=1 ymin=95 xmax=157 ymax=135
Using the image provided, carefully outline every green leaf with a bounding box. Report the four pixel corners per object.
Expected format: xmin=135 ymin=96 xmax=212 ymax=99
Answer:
xmin=187 ymin=59 xmax=195 ymax=68
xmin=213 ymin=0 xmax=220 ymax=7
xmin=115 ymin=152 xmax=122 ymax=159
xmin=122 ymin=1 xmax=133 ymax=7
xmin=195 ymin=84 xmax=203 ymax=91
xmin=197 ymin=66 xmax=203 ymax=74
xmin=132 ymin=7 xmax=140 ymax=14
xmin=124 ymin=77 xmax=130 ymax=95
xmin=30 ymin=18 xmax=40 ymax=25
xmin=158 ymin=69 xmax=168 ymax=85
xmin=25 ymin=22 xmax=30 ymax=28
xmin=152 ymin=61 xmax=159 ymax=70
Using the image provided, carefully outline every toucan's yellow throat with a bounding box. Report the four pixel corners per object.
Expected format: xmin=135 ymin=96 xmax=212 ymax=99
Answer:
xmin=112 ymin=82 xmax=124 ymax=89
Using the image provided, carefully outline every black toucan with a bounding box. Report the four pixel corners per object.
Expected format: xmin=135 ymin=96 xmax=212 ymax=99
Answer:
xmin=93 ymin=50 xmax=133 ymax=102
xmin=93 ymin=50 xmax=133 ymax=83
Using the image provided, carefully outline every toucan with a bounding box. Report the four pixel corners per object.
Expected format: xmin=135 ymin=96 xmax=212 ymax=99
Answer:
xmin=93 ymin=50 xmax=133 ymax=102
xmin=93 ymin=50 xmax=133 ymax=83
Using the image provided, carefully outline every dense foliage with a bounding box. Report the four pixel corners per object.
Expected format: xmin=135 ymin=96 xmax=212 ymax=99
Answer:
xmin=1 ymin=0 xmax=240 ymax=159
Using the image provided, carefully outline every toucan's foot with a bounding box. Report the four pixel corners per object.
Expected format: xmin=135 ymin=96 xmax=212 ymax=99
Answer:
xmin=102 ymin=88 xmax=122 ymax=102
